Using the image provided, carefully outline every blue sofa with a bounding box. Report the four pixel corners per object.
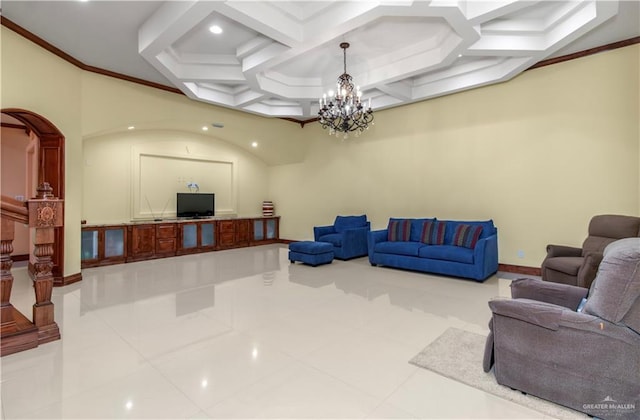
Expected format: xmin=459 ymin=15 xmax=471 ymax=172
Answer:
xmin=368 ymin=218 xmax=498 ymax=281
xmin=314 ymin=215 xmax=371 ymax=260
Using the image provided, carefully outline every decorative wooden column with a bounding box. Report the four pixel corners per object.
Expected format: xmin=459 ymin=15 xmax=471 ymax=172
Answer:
xmin=1 ymin=218 xmax=17 ymax=334
xmin=28 ymin=182 xmax=63 ymax=344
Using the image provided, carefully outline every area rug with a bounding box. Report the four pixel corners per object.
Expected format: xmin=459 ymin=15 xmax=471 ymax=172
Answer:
xmin=409 ymin=328 xmax=587 ymax=419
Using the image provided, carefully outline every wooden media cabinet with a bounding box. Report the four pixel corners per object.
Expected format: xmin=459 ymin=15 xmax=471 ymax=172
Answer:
xmin=81 ymin=216 xmax=280 ymax=268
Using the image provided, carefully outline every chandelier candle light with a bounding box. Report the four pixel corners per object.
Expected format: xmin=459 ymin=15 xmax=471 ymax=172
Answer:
xmin=318 ymin=42 xmax=374 ymax=138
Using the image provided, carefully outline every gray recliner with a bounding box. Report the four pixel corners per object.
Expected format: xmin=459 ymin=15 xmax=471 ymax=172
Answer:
xmin=541 ymin=214 xmax=640 ymax=288
xmin=485 ymin=238 xmax=640 ymax=419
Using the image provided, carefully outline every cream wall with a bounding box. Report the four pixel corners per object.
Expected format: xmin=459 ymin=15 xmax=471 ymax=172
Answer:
xmin=2 ymin=22 xmax=639 ymax=274
xmin=82 ymin=130 xmax=269 ymax=224
xmin=270 ymin=45 xmax=640 ymax=267
xmin=2 ymin=26 xmax=296 ymax=277
xmin=1 ymin=28 xmax=83 ymax=275
xmin=79 ymin=71 xmax=306 ymax=166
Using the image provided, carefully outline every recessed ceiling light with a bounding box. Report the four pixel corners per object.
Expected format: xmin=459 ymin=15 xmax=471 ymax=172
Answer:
xmin=202 ymin=126 xmax=209 ymax=131
xmin=127 ymin=126 xmax=135 ymax=130
xmin=209 ymin=25 xmax=223 ymax=34
xmin=251 ymin=141 xmax=258 ymax=148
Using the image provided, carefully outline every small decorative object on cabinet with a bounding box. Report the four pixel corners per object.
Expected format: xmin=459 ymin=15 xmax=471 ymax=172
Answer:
xmin=262 ymin=200 xmax=274 ymax=216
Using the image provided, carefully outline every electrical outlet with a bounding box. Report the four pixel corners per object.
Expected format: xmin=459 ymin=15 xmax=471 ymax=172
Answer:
xmin=517 ymin=250 xmax=525 ymax=259
xmin=15 ymin=195 xmax=25 ymax=201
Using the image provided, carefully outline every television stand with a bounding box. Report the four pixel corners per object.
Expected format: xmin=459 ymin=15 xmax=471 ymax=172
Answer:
xmin=80 ymin=216 xmax=280 ymax=268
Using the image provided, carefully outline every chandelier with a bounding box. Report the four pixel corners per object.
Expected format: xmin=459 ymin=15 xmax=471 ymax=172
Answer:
xmin=318 ymin=42 xmax=374 ymax=138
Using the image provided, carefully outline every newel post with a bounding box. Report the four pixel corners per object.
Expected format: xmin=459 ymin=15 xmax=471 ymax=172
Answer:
xmin=28 ymin=182 xmax=62 ymax=344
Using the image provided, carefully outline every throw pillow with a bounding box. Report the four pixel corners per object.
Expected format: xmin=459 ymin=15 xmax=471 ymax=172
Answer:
xmin=420 ymin=220 xmax=446 ymax=245
xmin=388 ymin=219 xmax=411 ymax=242
xmin=452 ymin=224 xmax=483 ymax=248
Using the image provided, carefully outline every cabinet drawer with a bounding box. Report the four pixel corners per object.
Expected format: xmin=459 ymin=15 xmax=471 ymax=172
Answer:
xmin=236 ymin=220 xmax=249 ymax=242
xmin=219 ymin=232 xmax=235 ymax=246
xmin=219 ymin=220 xmax=235 ymax=233
xmin=156 ymin=224 xmax=176 ymax=238
xmin=156 ymin=237 xmax=176 ymax=254
xmin=237 ymin=220 xmax=249 ymax=233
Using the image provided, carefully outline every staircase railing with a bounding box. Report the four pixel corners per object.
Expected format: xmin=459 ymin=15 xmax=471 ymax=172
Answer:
xmin=1 ymin=182 xmax=63 ymax=356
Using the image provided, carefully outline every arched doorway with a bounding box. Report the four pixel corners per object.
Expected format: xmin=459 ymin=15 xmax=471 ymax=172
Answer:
xmin=1 ymin=108 xmax=65 ymax=285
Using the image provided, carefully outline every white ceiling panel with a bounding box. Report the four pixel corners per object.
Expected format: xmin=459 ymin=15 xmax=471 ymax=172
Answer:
xmin=2 ymin=0 xmax=638 ymax=121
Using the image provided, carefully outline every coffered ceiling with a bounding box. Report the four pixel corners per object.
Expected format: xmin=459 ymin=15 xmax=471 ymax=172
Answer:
xmin=2 ymin=1 xmax=639 ymax=122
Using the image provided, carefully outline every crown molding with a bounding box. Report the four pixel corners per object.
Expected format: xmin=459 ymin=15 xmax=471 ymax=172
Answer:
xmin=1 ymin=16 xmax=182 ymax=95
xmin=2 ymin=17 xmax=638 ymax=126
xmin=528 ymin=36 xmax=640 ymax=70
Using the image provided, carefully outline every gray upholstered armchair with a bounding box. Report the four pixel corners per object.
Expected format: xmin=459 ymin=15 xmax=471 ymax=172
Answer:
xmin=541 ymin=214 xmax=640 ymax=288
xmin=484 ymin=238 xmax=640 ymax=419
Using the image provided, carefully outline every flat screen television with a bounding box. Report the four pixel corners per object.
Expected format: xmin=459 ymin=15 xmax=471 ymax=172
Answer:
xmin=176 ymin=193 xmax=215 ymax=218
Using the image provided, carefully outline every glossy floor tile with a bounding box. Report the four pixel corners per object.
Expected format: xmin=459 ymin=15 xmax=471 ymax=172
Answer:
xmin=1 ymin=244 xmax=550 ymax=419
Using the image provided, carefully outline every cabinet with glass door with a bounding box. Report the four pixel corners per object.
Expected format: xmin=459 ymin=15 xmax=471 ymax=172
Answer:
xmin=81 ymin=225 xmax=127 ymax=268
xmin=251 ymin=217 xmax=280 ymax=245
xmin=177 ymin=220 xmax=216 ymax=255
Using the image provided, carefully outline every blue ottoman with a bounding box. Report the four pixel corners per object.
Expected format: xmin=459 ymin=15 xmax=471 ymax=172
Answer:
xmin=289 ymin=241 xmax=334 ymax=266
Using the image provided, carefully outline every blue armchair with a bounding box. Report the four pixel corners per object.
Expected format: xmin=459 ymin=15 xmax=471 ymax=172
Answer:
xmin=313 ymin=215 xmax=370 ymax=260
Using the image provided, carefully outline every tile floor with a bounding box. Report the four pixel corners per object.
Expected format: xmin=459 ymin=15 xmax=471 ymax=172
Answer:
xmin=1 ymin=244 xmax=554 ymax=419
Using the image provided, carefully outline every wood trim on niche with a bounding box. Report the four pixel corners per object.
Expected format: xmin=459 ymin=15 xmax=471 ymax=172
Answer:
xmin=2 ymin=16 xmax=638 ymax=126
xmin=2 ymin=108 xmax=67 ymax=285
xmin=1 ymin=122 xmax=27 ymax=131
xmin=57 ymin=272 xmax=82 ymax=287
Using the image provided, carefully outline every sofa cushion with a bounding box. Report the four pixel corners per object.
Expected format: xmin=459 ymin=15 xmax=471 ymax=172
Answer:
xmin=289 ymin=241 xmax=333 ymax=254
xmin=334 ymin=215 xmax=367 ymax=233
xmin=419 ymin=220 xmax=446 ymax=245
xmin=452 ymin=224 xmax=483 ymax=248
xmin=418 ymin=245 xmax=474 ymax=264
xmin=388 ymin=219 xmax=411 ymax=241
xmin=410 ymin=218 xmax=436 ymax=242
xmin=444 ymin=220 xmax=496 ymax=245
xmin=318 ymin=233 xmax=342 ymax=247
xmin=374 ymin=241 xmax=422 ymax=257
xmin=543 ymin=256 xmax=582 ymax=276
